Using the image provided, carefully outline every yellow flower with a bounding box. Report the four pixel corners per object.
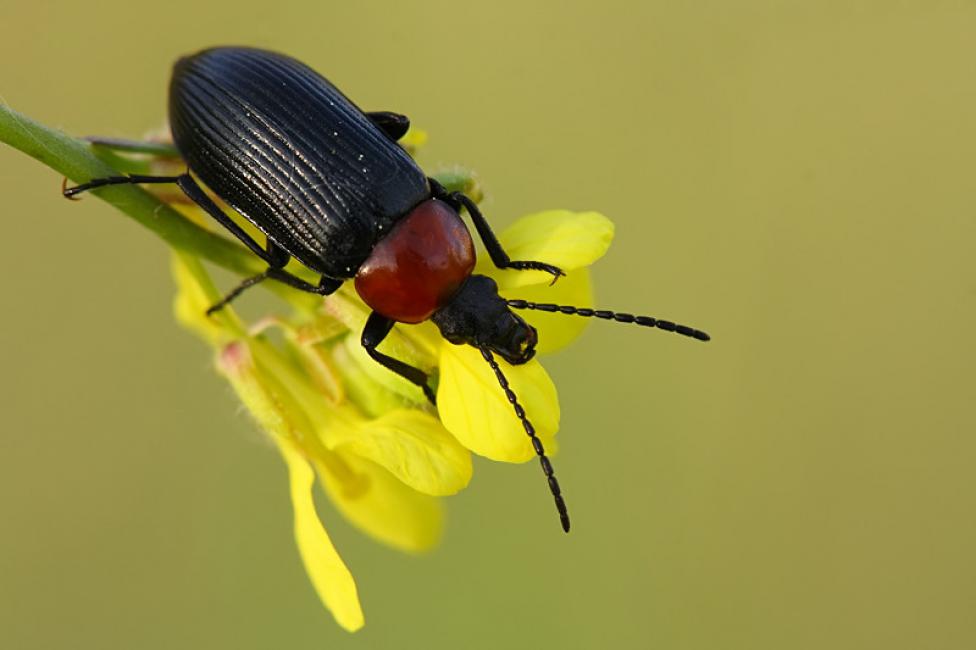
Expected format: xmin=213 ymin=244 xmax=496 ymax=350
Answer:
xmin=174 ymin=253 xmax=470 ymax=632
xmin=321 ymin=208 xmax=613 ymax=460
xmin=171 ymin=205 xmax=614 ymax=632
xmin=0 ymin=104 xmax=705 ymax=633
xmin=438 ymin=209 xmax=614 ymax=461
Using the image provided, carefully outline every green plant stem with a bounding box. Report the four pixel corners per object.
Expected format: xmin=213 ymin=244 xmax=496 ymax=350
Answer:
xmin=0 ymin=103 xmax=275 ymax=276
xmin=0 ymin=102 xmax=328 ymax=309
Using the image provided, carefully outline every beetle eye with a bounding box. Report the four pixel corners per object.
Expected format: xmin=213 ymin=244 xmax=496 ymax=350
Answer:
xmin=506 ymin=321 xmax=537 ymax=363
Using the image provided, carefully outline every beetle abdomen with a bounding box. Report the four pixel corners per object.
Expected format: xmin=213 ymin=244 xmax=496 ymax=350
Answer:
xmin=169 ymin=47 xmax=430 ymax=278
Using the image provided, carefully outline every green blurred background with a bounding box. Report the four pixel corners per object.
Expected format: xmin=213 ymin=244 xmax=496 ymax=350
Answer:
xmin=2 ymin=2 xmax=974 ymax=648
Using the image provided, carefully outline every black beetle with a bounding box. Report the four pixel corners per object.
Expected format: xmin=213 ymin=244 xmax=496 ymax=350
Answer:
xmin=65 ymin=46 xmax=709 ymax=532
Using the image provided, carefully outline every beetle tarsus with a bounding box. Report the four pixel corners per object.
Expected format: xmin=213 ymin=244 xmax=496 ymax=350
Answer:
xmin=506 ymin=260 xmax=565 ymax=284
xmin=207 ymin=271 xmax=271 ymax=315
xmin=61 ymin=177 xmax=81 ymax=201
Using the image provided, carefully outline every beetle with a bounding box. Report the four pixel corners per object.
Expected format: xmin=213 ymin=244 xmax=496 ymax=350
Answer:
xmin=64 ymin=46 xmax=710 ymax=532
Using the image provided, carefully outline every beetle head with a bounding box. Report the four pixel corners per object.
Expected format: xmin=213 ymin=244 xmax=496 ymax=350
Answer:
xmin=431 ymin=274 xmax=537 ymax=364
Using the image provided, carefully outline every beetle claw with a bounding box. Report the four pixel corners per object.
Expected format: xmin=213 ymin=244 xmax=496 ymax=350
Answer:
xmin=61 ymin=177 xmax=81 ymax=201
xmin=508 ymin=260 xmax=565 ymax=283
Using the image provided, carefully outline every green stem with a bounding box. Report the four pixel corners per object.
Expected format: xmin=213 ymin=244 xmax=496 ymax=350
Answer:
xmin=0 ymin=102 xmax=327 ymax=309
xmin=0 ymin=103 xmax=272 ymax=278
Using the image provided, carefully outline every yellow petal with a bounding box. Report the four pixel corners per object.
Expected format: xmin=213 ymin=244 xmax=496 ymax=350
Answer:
xmin=171 ymin=253 xmax=245 ymax=345
xmin=399 ymin=127 xmax=428 ymax=156
xmin=477 ymin=210 xmax=614 ymax=289
xmin=331 ymin=338 xmax=413 ymax=417
xmin=281 ymin=444 xmax=364 ymax=632
xmin=500 ymin=270 xmax=595 ymax=355
xmin=342 ymin=333 xmax=434 ymax=405
xmin=317 ymin=454 xmax=444 ymax=554
xmin=218 ymin=339 xmax=347 ymax=457
xmin=325 ymin=409 xmax=472 ymax=496
xmin=436 ymin=344 xmax=559 ymax=462
xmin=401 ymin=320 xmax=445 ymax=353
xmin=323 ymin=291 xmax=438 ymax=405
xmin=249 ymin=316 xmax=346 ymax=403
xmin=325 ymin=286 xmax=440 ymax=357
xmin=321 ymin=288 xmax=372 ymax=333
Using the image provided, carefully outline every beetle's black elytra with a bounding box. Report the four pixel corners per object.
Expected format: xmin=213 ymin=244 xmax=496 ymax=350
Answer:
xmin=64 ymin=46 xmax=710 ymax=532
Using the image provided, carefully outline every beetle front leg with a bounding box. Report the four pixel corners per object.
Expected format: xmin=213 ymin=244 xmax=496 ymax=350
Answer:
xmin=428 ymin=178 xmax=565 ymax=283
xmin=362 ymin=312 xmax=436 ymax=405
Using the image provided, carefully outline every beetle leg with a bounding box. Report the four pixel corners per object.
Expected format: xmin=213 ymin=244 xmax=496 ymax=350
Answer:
xmin=362 ymin=312 xmax=436 ymax=405
xmin=62 ymin=172 xmax=276 ymax=266
xmin=62 ymin=174 xmax=184 ymax=198
xmin=429 ymin=179 xmax=566 ymax=283
xmin=206 ymin=270 xmax=341 ymax=315
xmin=205 ymin=271 xmax=274 ymax=315
xmin=366 ymin=111 xmax=410 ymax=141
xmin=174 ymin=174 xmax=285 ymax=265
xmin=174 ymin=176 xmax=343 ymax=312
xmin=64 ymin=172 xmax=344 ymax=311
xmin=266 ymin=270 xmax=342 ymax=295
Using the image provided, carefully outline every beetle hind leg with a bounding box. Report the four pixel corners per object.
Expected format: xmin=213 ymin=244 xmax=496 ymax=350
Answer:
xmin=62 ymin=174 xmax=183 ymax=198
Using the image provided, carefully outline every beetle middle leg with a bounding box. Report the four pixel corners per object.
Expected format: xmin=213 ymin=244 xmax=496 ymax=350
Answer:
xmin=205 ymin=270 xmax=341 ymax=315
xmin=176 ymin=175 xmax=342 ymax=310
xmin=362 ymin=312 xmax=436 ymax=405
xmin=205 ymin=250 xmax=342 ymax=315
xmin=428 ymin=178 xmax=565 ymax=283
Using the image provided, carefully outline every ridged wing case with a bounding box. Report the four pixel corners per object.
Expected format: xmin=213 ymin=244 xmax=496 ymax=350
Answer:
xmin=169 ymin=47 xmax=430 ymax=278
